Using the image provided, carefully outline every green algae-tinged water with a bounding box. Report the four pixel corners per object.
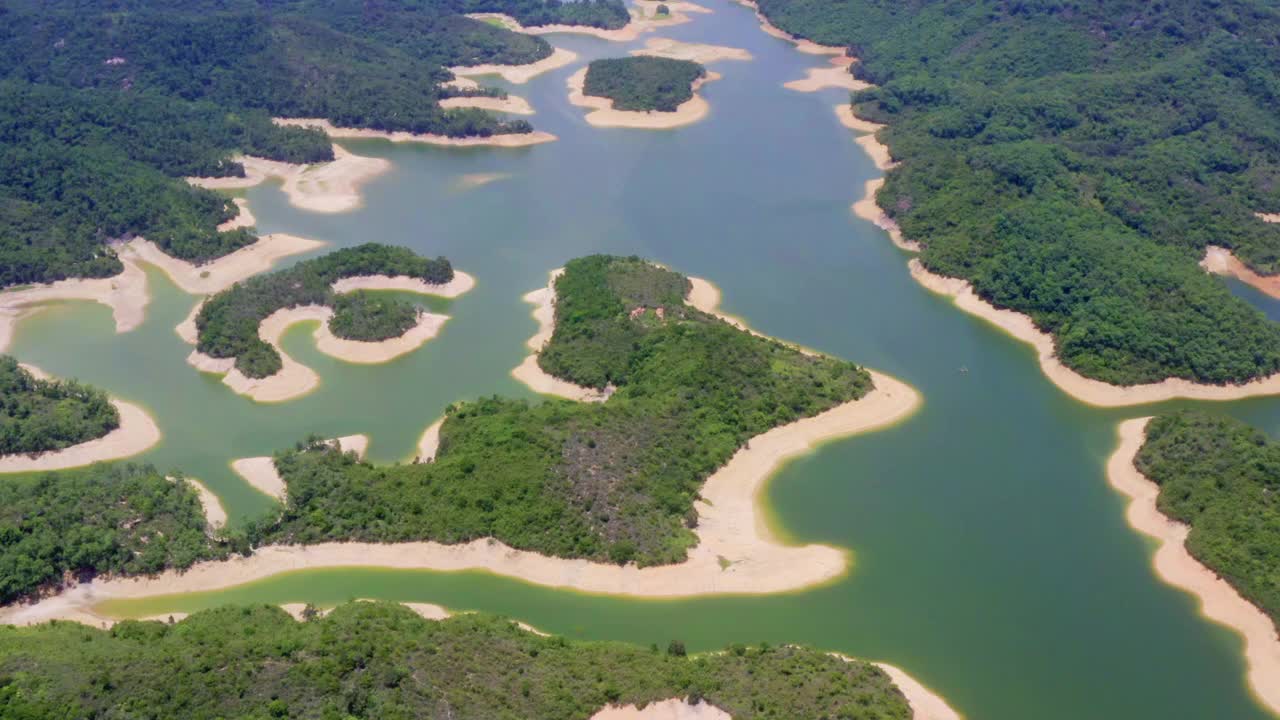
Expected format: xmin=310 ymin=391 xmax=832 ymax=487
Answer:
xmin=7 ymin=4 xmax=1279 ymax=718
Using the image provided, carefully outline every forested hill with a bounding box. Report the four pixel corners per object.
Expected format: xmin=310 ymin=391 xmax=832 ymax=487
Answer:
xmin=757 ymin=0 xmax=1280 ymax=386
xmin=0 ymin=0 xmax=566 ymax=288
xmin=0 ymin=604 xmax=913 ymax=719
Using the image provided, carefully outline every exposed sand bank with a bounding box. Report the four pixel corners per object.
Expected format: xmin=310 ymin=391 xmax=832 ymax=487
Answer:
xmin=784 ymin=55 xmax=868 ymax=93
xmin=184 ymin=272 xmax=473 ymax=403
xmin=590 ymin=699 xmax=730 ymax=720
xmin=1257 ymin=212 xmax=1280 ymax=223
xmin=439 ymin=94 xmax=535 ymax=115
xmin=630 ymin=38 xmax=752 ymax=63
xmin=216 ymin=197 xmax=257 ymax=231
xmin=871 ymin=663 xmax=962 ymax=720
xmin=123 ymin=234 xmax=324 ymax=296
xmin=567 ymin=68 xmax=720 ymax=130
xmin=449 ymin=46 xmax=579 ymax=84
xmin=188 ymin=145 xmax=390 ymax=214
xmin=1107 ymin=419 xmax=1280 ymax=717
xmin=909 ymin=259 xmax=1280 ymax=405
xmin=1201 ymin=245 xmax=1280 ymax=300
xmin=511 ymin=269 xmax=615 ymax=402
xmin=735 ymin=0 xmax=845 ymax=55
xmin=171 ymin=476 xmax=227 ymax=531
xmin=415 ymin=417 xmax=445 ymax=462
xmin=275 ymin=117 xmax=555 ymax=147
xmin=0 ymin=256 xmax=148 ymax=353
xmin=19 ymin=369 xmax=914 ymax=601
xmin=0 ymin=381 xmax=160 ymax=474
xmin=851 ymin=178 xmax=918 ymax=252
xmin=233 ymin=434 xmax=369 ymax=502
xmin=468 ymin=2 xmax=708 ymax=43
xmin=834 ymin=105 xmax=895 ymax=171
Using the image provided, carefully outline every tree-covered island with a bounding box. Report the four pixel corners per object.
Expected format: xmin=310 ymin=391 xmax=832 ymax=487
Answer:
xmin=583 ymin=57 xmax=708 ymax=112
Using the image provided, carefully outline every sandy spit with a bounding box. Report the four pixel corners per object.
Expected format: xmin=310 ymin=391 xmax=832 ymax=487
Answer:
xmin=439 ymin=94 xmax=535 ymax=115
xmin=1107 ymin=419 xmax=1280 ymax=717
xmin=0 ymin=256 xmax=148 ymax=353
xmin=233 ymin=434 xmax=369 ymax=501
xmin=630 ymin=38 xmax=752 ymax=63
xmin=123 ymin=234 xmax=324 ymax=296
xmin=735 ymin=0 xmax=845 ymax=55
xmin=20 ymin=370 xmax=914 ymax=601
xmin=909 ymin=259 xmax=1280 ymax=406
xmin=851 ymin=178 xmax=918 ymax=252
xmin=169 ymin=476 xmax=227 ymax=531
xmin=0 ymin=393 xmax=159 ymax=474
xmin=567 ymin=68 xmax=720 ymax=130
xmin=449 ymin=46 xmax=579 ymax=85
xmin=275 ymin=117 xmax=556 ymax=147
xmin=188 ymin=145 xmax=390 ymax=214
xmin=784 ymin=55 xmax=869 ymax=93
xmin=1201 ymin=245 xmax=1280 ymax=300
xmin=184 ymin=273 xmax=473 ymax=403
xmin=511 ymin=269 xmax=615 ymax=402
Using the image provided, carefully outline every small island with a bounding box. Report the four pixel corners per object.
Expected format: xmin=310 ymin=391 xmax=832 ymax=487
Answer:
xmin=0 ymin=602 xmax=928 ymax=719
xmin=188 ymin=244 xmax=471 ymax=403
xmin=569 ymin=57 xmax=719 ymax=129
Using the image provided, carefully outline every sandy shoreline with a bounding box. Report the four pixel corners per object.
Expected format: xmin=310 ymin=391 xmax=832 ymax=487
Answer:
xmin=851 ymin=178 xmax=918 ymax=252
xmin=735 ymin=0 xmax=845 ymax=55
xmin=123 ymin=234 xmax=325 ymax=296
xmin=188 ymin=145 xmax=390 ymax=214
xmin=630 ymin=38 xmax=752 ymax=63
xmin=217 ymin=197 xmax=257 ymax=231
xmin=0 ymin=256 xmax=149 ymax=353
xmin=1201 ymin=245 xmax=1280 ymax=300
xmin=1107 ymin=419 xmax=1280 ymax=717
xmin=415 ymin=417 xmax=445 ymax=463
xmin=784 ymin=55 xmax=868 ymax=93
xmin=171 ymin=476 xmax=227 ymax=531
xmin=439 ymin=94 xmax=535 ymax=115
xmin=511 ymin=269 xmax=615 ymax=402
xmin=184 ymin=272 xmax=473 ymax=403
xmin=233 ymin=434 xmax=368 ymax=501
xmin=275 ymin=117 xmax=556 ymax=148
xmin=909 ymin=259 xmax=1280 ymax=406
xmin=835 ymin=105 xmax=895 ymax=171
xmin=568 ymin=68 xmax=721 ymax=130
xmin=450 ymin=46 xmax=578 ymax=84
xmin=590 ymin=699 xmax=730 ymax=720
xmin=468 ymin=2 xmax=708 ymax=44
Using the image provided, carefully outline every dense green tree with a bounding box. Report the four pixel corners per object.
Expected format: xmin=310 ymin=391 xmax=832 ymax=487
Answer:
xmin=584 ymin=57 xmax=706 ymax=112
xmin=0 ymin=356 xmax=118 ymax=456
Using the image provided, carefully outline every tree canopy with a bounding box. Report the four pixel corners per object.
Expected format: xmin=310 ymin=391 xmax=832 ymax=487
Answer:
xmin=0 ymin=357 xmax=119 ymax=456
xmin=584 ymin=57 xmax=707 ymax=112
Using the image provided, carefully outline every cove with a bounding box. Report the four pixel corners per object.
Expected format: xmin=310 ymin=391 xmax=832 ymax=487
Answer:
xmin=6 ymin=3 xmax=1279 ymax=719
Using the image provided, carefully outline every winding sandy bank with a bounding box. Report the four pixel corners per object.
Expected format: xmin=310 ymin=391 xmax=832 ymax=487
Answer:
xmin=735 ymin=0 xmax=845 ymax=55
xmin=188 ymin=145 xmax=390 ymax=214
xmin=784 ymin=55 xmax=868 ymax=93
xmin=512 ymin=269 xmax=615 ymax=402
xmin=123 ymin=234 xmax=324 ymax=296
xmin=172 ymin=476 xmax=227 ymax=531
xmin=909 ymin=259 xmax=1280 ymax=405
xmin=0 ymin=364 xmax=160 ymax=473
xmin=449 ymin=46 xmax=578 ymax=85
xmin=851 ymin=178 xmax=918 ymax=252
xmin=275 ymin=117 xmax=556 ymax=148
xmin=630 ymin=38 xmax=752 ymax=64
xmin=439 ymin=94 xmax=535 ymax=115
xmin=0 ymin=256 xmax=148 ymax=353
xmin=568 ymin=68 xmax=720 ymax=130
xmin=1107 ymin=419 xmax=1280 ymax=717
xmin=1201 ymin=245 xmax=1280 ymax=300
xmin=233 ymin=434 xmax=369 ymax=501
xmin=185 ymin=272 xmax=474 ymax=403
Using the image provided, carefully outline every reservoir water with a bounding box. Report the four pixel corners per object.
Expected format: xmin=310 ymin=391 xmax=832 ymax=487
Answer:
xmin=8 ymin=3 xmax=1278 ymax=718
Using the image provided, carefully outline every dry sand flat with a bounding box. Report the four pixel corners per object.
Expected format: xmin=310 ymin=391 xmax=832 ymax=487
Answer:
xmin=630 ymin=38 xmax=752 ymax=63
xmin=183 ymin=272 xmax=474 ymax=403
xmin=0 ymin=364 xmax=160 ymax=473
xmin=784 ymin=55 xmax=869 ymax=93
xmin=0 ymin=255 xmax=148 ymax=353
xmin=449 ymin=46 xmax=578 ymax=84
xmin=233 ymin=434 xmax=369 ymax=501
xmin=511 ymin=269 xmax=615 ymax=402
xmin=439 ymin=94 xmax=535 ymax=115
xmin=188 ymin=145 xmax=390 ymax=214
xmin=909 ymin=259 xmax=1280 ymax=406
xmin=567 ymin=68 xmax=721 ymax=130
xmin=275 ymin=117 xmax=556 ymax=147
xmin=1201 ymin=245 xmax=1280 ymax=300
xmin=1108 ymin=419 xmax=1280 ymax=717
xmin=123 ymin=234 xmax=324 ymax=296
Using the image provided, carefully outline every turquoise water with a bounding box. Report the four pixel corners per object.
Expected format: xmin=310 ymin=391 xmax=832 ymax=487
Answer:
xmin=8 ymin=3 xmax=1278 ymax=718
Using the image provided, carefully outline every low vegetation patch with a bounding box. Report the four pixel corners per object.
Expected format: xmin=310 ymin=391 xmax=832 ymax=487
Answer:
xmin=0 ymin=603 xmax=912 ymax=719
xmin=584 ymin=57 xmax=707 ymax=112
